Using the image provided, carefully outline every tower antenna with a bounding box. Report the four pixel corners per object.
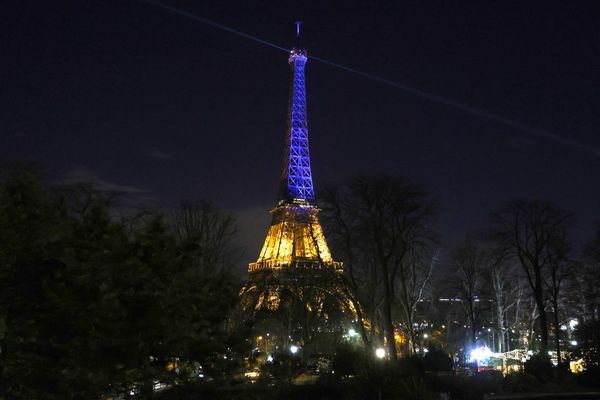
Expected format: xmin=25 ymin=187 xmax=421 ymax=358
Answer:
xmin=295 ymin=20 xmax=302 ymax=47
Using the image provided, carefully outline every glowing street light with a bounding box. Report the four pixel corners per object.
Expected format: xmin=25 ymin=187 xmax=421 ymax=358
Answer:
xmin=348 ymin=328 xmax=357 ymax=337
xmin=290 ymin=345 xmax=299 ymax=354
xmin=375 ymin=348 xmax=386 ymax=359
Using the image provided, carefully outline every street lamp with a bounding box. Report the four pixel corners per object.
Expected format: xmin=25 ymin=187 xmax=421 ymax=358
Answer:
xmin=375 ymin=348 xmax=386 ymax=359
xmin=290 ymin=345 xmax=299 ymax=354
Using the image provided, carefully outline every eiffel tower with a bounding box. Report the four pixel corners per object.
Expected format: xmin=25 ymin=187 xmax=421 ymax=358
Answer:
xmin=240 ymin=23 xmax=348 ymax=348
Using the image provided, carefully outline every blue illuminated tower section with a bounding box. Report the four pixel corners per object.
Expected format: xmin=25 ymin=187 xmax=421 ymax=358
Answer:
xmin=278 ymin=47 xmax=314 ymax=203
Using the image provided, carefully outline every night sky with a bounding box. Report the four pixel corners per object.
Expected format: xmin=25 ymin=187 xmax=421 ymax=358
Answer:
xmin=4 ymin=1 xmax=600 ymax=273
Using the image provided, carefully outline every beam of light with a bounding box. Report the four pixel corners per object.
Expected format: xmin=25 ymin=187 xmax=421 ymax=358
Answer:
xmin=310 ymin=55 xmax=600 ymax=157
xmin=137 ymin=0 xmax=600 ymax=157
xmin=138 ymin=0 xmax=288 ymax=52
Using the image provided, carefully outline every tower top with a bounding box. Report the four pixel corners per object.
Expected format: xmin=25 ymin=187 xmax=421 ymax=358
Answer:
xmin=294 ymin=20 xmax=303 ymax=50
xmin=278 ymin=21 xmax=313 ymax=204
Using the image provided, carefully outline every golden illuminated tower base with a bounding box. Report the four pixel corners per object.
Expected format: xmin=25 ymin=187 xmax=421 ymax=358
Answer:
xmin=248 ymin=199 xmax=342 ymax=277
xmin=239 ymin=201 xmax=353 ymax=352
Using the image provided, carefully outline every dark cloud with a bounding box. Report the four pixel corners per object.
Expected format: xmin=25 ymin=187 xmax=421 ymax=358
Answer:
xmin=57 ymin=168 xmax=158 ymax=211
xmin=59 ymin=167 xmax=147 ymax=194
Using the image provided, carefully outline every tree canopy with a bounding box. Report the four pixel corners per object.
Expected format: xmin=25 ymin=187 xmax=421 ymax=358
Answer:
xmin=0 ymin=170 xmax=241 ymax=399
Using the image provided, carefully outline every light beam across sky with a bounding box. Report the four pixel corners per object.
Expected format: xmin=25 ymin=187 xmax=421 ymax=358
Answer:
xmin=139 ymin=0 xmax=600 ymax=158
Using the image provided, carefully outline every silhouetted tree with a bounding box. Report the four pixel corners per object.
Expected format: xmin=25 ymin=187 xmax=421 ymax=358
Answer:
xmin=170 ymin=201 xmax=241 ymax=279
xmin=0 ymin=170 xmax=241 ymax=399
xmin=487 ymin=256 xmax=521 ymax=353
xmin=452 ymin=241 xmax=486 ymax=348
xmin=572 ymin=228 xmax=600 ymax=366
xmin=545 ymin=255 xmax=571 ymax=364
xmin=490 ymin=199 xmax=572 ymax=354
xmin=321 ymin=176 xmax=437 ymax=360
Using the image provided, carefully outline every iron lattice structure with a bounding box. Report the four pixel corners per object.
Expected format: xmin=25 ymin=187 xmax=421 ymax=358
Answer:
xmin=278 ymin=49 xmax=314 ymax=203
xmin=248 ymin=46 xmax=342 ymax=279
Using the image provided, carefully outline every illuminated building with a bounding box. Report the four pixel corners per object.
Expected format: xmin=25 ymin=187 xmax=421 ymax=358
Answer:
xmin=240 ymin=24 xmax=347 ymax=343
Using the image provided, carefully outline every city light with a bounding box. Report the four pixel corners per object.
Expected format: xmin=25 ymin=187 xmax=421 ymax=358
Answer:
xmin=348 ymin=328 xmax=357 ymax=337
xmin=245 ymin=370 xmax=260 ymax=380
xmin=570 ymin=340 xmax=578 ymax=346
xmin=290 ymin=345 xmax=299 ymax=354
xmin=375 ymin=348 xmax=386 ymax=359
xmin=569 ymin=319 xmax=579 ymax=329
xmin=469 ymin=346 xmax=493 ymax=363
xmin=423 ymin=333 xmax=428 ymax=339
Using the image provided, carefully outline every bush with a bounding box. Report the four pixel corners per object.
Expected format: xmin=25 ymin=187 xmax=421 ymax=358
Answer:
xmin=397 ymin=355 xmax=425 ymax=376
xmin=503 ymin=372 xmax=540 ymax=393
xmin=423 ymin=348 xmax=453 ymax=372
xmin=397 ymin=376 xmax=439 ymax=400
xmin=576 ymin=365 xmax=600 ymax=389
xmin=331 ymin=344 xmax=364 ymax=377
xmin=524 ymin=353 xmax=554 ymax=382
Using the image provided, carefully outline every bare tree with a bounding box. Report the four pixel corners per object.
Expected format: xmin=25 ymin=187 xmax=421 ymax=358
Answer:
xmin=545 ymin=256 xmax=571 ymax=364
xmin=488 ymin=258 xmax=522 ymax=353
xmin=569 ymin=229 xmax=600 ymax=363
xmin=452 ymin=241 xmax=486 ymax=349
xmin=170 ymin=201 xmax=241 ymax=279
xmin=321 ymin=176 xmax=436 ymax=360
xmin=395 ymin=247 xmax=437 ymax=354
xmin=491 ymin=200 xmax=572 ymax=353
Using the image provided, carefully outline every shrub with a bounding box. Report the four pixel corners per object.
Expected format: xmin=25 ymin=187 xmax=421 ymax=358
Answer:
xmin=397 ymin=376 xmax=440 ymax=400
xmin=331 ymin=344 xmax=364 ymax=377
xmin=524 ymin=353 xmax=554 ymax=382
xmin=423 ymin=348 xmax=453 ymax=372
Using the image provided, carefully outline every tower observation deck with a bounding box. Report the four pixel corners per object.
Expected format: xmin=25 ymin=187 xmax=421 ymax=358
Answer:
xmin=248 ymin=26 xmax=342 ymax=279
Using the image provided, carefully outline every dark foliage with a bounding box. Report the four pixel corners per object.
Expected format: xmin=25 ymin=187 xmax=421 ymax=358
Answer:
xmin=524 ymin=353 xmax=554 ymax=382
xmin=0 ymin=170 xmax=242 ymax=399
xmin=423 ymin=347 xmax=453 ymax=372
xmin=331 ymin=343 xmax=364 ymax=377
xmin=576 ymin=365 xmax=600 ymax=389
